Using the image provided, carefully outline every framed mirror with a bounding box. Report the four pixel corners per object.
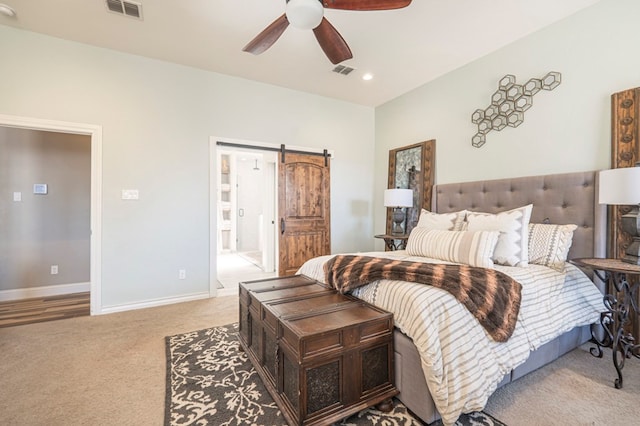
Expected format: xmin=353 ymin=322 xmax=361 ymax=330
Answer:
xmin=385 ymin=140 xmax=436 ymax=237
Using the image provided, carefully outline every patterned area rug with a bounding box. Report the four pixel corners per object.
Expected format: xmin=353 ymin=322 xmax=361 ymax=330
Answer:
xmin=165 ymin=323 xmax=506 ymax=426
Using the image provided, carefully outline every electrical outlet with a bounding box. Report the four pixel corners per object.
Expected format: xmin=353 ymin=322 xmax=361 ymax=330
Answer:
xmin=51 ymin=265 xmax=58 ymax=275
xmin=178 ymin=269 xmax=186 ymax=280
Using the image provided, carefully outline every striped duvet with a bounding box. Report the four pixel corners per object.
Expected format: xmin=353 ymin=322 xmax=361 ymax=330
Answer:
xmin=297 ymin=250 xmax=603 ymax=426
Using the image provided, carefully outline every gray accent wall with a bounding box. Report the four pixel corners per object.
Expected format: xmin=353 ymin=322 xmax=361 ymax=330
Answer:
xmin=0 ymin=127 xmax=91 ymax=291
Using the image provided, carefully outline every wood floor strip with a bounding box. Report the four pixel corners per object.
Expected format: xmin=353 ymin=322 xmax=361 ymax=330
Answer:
xmin=0 ymin=292 xmax=90 ymax=328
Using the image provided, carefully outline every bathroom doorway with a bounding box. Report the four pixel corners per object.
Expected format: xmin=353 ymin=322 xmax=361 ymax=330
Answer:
xmin=215 ymin=147 xmax=278 ymax=294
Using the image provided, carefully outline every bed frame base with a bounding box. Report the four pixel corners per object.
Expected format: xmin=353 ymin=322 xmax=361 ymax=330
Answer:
xmin=391 ymin=170 xmax=603 ymax=423
xmin=393 ymin=325 xmax=591 ymax=423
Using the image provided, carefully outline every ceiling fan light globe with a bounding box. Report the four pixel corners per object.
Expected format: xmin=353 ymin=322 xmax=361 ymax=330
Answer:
xmin=0 ymin=3 xmax=16 ymax=17
xmin=286 ymin=0 xmax=324 ymax=30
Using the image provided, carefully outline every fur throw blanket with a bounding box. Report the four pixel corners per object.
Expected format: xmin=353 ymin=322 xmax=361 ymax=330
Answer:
xmin=324 ymin=255 xmax=522 ymax=342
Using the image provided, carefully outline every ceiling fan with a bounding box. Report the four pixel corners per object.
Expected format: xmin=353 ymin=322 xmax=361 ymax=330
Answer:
xmin=243 ymin=0 xmax=412 ymax=65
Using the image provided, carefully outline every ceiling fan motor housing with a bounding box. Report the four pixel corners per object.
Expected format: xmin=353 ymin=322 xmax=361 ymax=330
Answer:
xmin=286 ymin=0 xmax=324 ymax=29
xmin=244 ymin=0 xmax=412 ymax=63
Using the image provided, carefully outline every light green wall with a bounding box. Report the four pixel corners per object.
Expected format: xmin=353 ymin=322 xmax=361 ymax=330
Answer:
xmin=373 ymin=0 xmax=640 ymax=248
xmin=0 ymin=25 xmax=375 ymax=310
xmin=2 ymin=0 xmax=635 ymax=309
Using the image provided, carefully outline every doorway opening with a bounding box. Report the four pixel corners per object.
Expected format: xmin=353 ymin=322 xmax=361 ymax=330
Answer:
xmin=215 ymin=145 xmax=278 ymax=295
xmin=0 ymin=114 xmax=102 ymax=316
xmin=210 ymin=139 xmax=333 ymax=296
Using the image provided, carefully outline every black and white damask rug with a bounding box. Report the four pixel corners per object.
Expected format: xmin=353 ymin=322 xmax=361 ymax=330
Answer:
xmin=165 ymin=323 xmax=506 ymax=426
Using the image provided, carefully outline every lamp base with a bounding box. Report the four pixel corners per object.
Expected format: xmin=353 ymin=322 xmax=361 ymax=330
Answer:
xmin=621 ymin=207 xmax=640 ymax=265
xmin=622 ymin=238 xmax=640 ymax=265
xmin=391 ymin=208 xmax=405 ymax=235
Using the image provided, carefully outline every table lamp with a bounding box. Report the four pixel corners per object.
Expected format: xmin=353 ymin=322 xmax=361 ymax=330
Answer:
xmin=384 ymin=188 xmax=413 ymax=235
xmin=599 ymin=165 xmax=640 ymax=264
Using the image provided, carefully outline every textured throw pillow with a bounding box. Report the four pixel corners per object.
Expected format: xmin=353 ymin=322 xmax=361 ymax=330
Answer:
xmin=466 ymin=204 xmax=533 ymax=267
xmin=406 ymin=228 xmax=500 ymax=268
xmin=416 ymin=209 xmax=467 ymax=231
xmin=528 ymin=223 xmax=578 ymax=272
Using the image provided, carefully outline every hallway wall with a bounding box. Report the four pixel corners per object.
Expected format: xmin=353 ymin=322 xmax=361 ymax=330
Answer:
xmin=0 ymin=127 xmax=90 ymax=298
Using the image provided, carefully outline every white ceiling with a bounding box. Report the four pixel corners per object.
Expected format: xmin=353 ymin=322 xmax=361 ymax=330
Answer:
xmin=0 ymin=0 xmax=600 ymax=107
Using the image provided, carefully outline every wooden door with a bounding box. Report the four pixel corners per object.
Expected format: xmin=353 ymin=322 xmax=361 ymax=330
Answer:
xmin=278 ymin=152 xmax=331 ymax=276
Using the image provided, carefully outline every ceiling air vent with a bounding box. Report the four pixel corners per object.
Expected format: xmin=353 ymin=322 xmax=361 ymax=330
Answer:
xmin=332 ymin=65 xmax=355 ymax=76
xmin=106 ymin=0 xmax=142 ymax=20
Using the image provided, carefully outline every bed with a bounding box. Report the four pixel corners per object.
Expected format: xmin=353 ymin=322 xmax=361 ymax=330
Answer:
xmin=297 ymin=170 xmax=606 ymax=425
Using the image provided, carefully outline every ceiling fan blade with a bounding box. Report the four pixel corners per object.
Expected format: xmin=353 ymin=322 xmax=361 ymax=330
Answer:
xmin=322 ymin=0 xmax=411 ymax=11
xmin=312 ymin=17 xmax=353 ymax=64
xmin=242 ymin=14 xmax=289 ymax=55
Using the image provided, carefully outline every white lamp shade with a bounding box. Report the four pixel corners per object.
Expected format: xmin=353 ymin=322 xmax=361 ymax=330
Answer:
xmin=286 ymin=0 xmax=324 ymax=30
xmin=599 ymin=167 xmax=640 ymax=205
xmin=384 ymin=188 xmax=413 ymax=208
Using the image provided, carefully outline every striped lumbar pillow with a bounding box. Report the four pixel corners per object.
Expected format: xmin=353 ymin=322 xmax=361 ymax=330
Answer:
xmin=406 ymin=228 xmax=500 ymax=268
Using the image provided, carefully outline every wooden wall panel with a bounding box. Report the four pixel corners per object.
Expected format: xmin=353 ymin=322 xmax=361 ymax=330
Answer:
xmin=610 ymin=87 xmax=640 ymax=258
xmin=610 ymin=87 xmax=640 ymax=341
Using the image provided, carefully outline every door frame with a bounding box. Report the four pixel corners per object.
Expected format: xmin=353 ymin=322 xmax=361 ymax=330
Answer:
xmin=209 ymin=137 xmax=333 ymax=296
xmin=210 ymin=137 xmax=279 ymax=296
xmin=0 ymin=113 xmax=103 ymax=315
xmin=262 ymin=160 xmax=277 ymax=272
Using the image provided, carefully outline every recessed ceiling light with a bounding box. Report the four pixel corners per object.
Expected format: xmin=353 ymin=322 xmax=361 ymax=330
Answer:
xmin=362 ymin=73 xmax=374 ymax=81
xmin=0 ymin=3 xmax=16 ymax=17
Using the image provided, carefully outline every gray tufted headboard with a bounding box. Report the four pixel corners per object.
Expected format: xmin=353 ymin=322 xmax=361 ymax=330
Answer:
xmin=432 ymin=170 xmax=606 ymax=260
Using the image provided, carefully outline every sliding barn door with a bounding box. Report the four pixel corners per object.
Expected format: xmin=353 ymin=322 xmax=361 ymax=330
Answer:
xmin=278 ymin=152 xmax=331 ymax=276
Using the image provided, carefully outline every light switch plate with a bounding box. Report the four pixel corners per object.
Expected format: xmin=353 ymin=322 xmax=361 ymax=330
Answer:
xmin=13 ymin=192 xmax=21 ymax=202
xmin=122 ymin=189 xmax=139 ymax=200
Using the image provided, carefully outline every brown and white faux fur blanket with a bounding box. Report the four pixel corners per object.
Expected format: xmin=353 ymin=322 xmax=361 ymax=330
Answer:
xmin=324 ymin=255 xmax=522 ymax=342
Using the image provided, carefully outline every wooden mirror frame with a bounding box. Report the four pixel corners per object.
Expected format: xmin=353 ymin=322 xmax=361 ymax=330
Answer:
xmin=385 ymin=140 xmax=436 ymax=237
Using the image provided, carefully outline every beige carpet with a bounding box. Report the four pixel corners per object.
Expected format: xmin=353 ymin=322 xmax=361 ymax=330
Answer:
xmin=485 ymin=344 xmax=640 ymax=425
xmin=0 ymin=296 xmax=239 ymax=426
xmin=0 ymin=295 xmax=638 ymax=426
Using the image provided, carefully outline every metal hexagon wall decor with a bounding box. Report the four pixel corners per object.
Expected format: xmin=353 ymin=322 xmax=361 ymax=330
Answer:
xmin=471 ymin=71 xmax=561 ymax=148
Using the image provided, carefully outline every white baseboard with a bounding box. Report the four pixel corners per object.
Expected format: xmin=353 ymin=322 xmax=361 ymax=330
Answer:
xmin=0 ymin=282 xmax=91 ymax=302
xmin=216 ymin=287 xmax=239 ymax=297
xmin=0 ymin=284 xmax=236 ymax=315
xmin=99 ymin=291 xmax=211 ymax=315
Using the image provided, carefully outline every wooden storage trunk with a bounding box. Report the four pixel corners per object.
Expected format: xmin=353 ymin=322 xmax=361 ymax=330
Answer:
xmin=238 ymin=275 xmax=397 ymax=426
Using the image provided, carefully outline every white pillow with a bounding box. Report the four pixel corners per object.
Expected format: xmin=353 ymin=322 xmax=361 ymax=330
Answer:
xmin=406 ymin=228 xmax=500 ymax=268
xmin=415 ymin=209 xmax=467 ymax=231
xmin=528 ymin=223 xmax=578 ymax=272
xmin=466 ymin=204 xmax=533 ymax=267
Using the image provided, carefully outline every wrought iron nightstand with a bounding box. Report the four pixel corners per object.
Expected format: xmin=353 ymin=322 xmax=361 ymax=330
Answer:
xmin=571 ymin=257 xmax=640 ymax=389
xmin=375 ymin=234 xmax=409 ymax=251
